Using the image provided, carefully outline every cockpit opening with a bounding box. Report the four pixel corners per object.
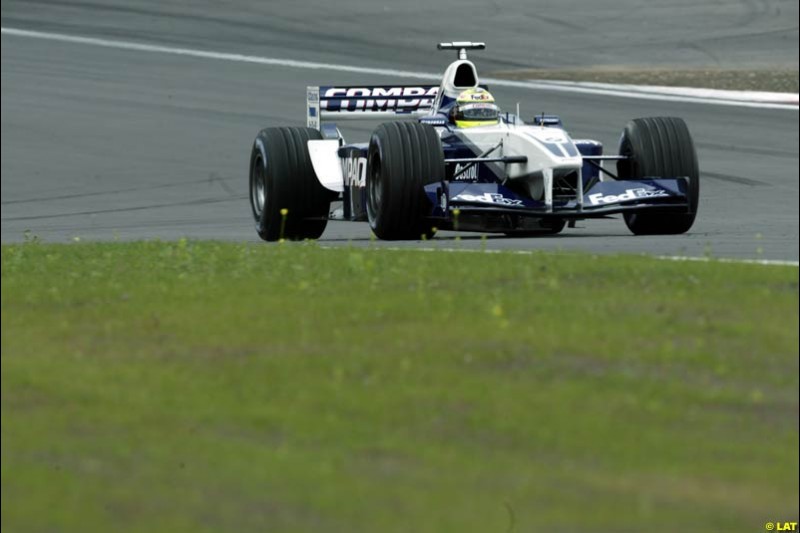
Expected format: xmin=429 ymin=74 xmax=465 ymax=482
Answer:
xmin=453 ymin=63 xmax=477 ymax=88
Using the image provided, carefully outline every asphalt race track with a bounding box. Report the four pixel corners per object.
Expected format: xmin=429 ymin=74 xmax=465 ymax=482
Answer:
xmin=2 ymin=0 xmax=798 ymax=261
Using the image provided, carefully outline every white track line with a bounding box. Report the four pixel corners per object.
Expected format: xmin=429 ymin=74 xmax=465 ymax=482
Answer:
xmin=655 ymin=255 xmax=799 ymax=267
xmin=0 ymin=28 xmax=441 ymax=78
xmin=322 ymin=246 xmax=799 ymax=267
xmin=526 ymin=79 xmax=799 ymax=105
xmin=2 ymin=27 xmax=798 ymax=111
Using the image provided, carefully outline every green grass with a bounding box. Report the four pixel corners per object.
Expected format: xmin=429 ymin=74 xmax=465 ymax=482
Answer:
xmin=2 ymin=241 xmax=798 ymax=533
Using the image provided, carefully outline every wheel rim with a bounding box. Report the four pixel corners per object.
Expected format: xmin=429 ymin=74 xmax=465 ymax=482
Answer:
xmin=251 ymin=152 xmax=266 ymax=219
xmin=367 ymin=152 xmax=382 ymax=223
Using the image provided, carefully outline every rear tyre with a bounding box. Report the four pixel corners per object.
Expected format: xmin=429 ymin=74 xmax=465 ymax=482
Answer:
xmin=617 ymin=117 xmax=699 ymax=235
xmin=366 ymin=122 xmax=445 ymax=240
xmin=249 ymin=127 xmax=334 ymax=241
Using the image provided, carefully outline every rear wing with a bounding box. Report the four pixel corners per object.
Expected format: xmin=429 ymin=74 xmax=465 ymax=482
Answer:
xmin=306 ymin=85 xmax=439 ymax=128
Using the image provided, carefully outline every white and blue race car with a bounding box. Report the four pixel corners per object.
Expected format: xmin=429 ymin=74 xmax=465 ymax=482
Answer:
xmin=248 ymin=42 xmax=699 ymax=240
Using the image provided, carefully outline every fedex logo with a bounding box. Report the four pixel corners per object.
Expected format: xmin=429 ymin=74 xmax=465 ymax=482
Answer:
xmin=588 ymin=187 xmax=670 ymax=205
xmin=454 ymin=193 xmax=522 ymax=206
xmin=465 ymin=92 xmax=492 ymax=101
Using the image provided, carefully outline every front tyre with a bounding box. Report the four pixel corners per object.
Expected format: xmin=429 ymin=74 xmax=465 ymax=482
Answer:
xmin=617 ymin=117 xmax=699 ymax=235
xmin=366 ymin=122 xmax=445 ymax=240
xmin=249 ymin=127 xmax=333 ymax=241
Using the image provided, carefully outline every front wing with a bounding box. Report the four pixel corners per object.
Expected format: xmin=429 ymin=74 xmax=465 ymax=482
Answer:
xmin=425 ymin=178 xmax=690 ymax=221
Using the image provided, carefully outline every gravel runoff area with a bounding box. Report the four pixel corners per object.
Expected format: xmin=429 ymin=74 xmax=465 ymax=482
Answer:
xmin=490 ymin=68 xmax=799 ymax=93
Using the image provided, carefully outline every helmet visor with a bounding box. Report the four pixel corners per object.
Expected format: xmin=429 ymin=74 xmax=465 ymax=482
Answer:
xmin=454 ymin=103 xmax=499 ymax=122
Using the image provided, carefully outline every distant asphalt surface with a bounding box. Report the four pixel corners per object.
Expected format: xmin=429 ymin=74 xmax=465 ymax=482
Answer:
xmin=2 ymin=0 xmax=798 ymax=260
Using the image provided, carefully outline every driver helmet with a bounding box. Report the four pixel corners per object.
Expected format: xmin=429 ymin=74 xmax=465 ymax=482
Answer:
xmin=451 ymin=88 xmax=500 ymax=128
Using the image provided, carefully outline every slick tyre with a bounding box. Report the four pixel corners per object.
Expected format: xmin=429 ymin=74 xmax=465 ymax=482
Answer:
xmin=249 ymin=127 xmax=334 ymax=241
xmin=366 ymin=122 xmax=445 ymax=240
xmin=617 ymin=117 xmax=699 ymax=235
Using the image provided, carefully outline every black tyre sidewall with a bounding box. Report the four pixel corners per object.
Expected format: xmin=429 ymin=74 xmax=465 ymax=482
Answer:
xmin=367 ymin=131 xmax=389 ymax=234
xmin=366 ymin=122 xmax=444 ymax=240
xmin=249 ymin=127 xmax=331 ymax=241
xmin=617 ymin=117 xmax=699 ymax=235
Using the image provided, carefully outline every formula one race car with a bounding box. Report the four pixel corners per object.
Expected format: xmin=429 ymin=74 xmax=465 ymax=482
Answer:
xmin=248 ymin=42 xmax=699 ymax=241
